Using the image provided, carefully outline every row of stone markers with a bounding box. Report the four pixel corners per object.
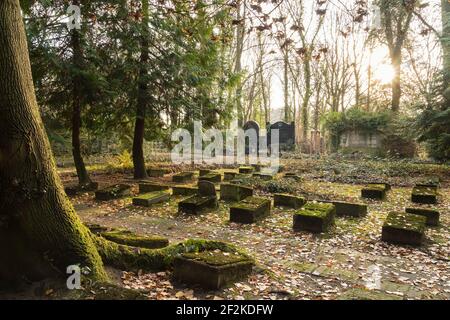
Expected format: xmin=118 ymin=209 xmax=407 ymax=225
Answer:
xmin=361 ymin=178 xmax=441 ymax=246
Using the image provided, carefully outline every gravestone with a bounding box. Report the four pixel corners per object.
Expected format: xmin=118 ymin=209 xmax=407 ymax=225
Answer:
xmin=173 ymin=251 xmax=253 ymax=289
xmin=381 ymin=212 xmax=426 ymax=246
xmin=199 ymin=171 xmax=222 ymax=183
xmin=220 ymin=183 xmax=253 ymax=201
xmin=319 ymin=200 xmax=367 ymax=217
xmin=293 ymin=202 xmax=335 ymax=233
xmin=223 ymin=170 xmax=238 ymax=181
xmin=172 ymin=171 xmax=194 ymax=183
xmin=65 ymin=182 xmax=99 ymax=196
xmin=132 ymin=191 xmax=170 ymax=207
xmin=139 ymin=182 xmax=169 ymax=194
xmin=243 ymin=120 xmax=260 ymax=155
xmin=172 ymin=185 xmax=198 ymax=196
xmin=274 ymin=194 xmax=306 ymax=209
xmin=178 ymin=181 xmax=217 ymax=214
xmin=405 ymin=207 xmax=439 ymax=226
xmin=229 ymin=197 xmax=271 ymax=223
xmin=95 ymin=184 xmax=131 ymax=201
xmin=267 ymin=121 xmax=295 ymax=151
xmin=361 ymin=184 xmax=388 ymax=200
xmin=411 ymin=186 xmax=437 ymax=204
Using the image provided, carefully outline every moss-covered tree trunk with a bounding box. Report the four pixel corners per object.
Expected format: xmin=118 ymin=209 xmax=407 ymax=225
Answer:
xmin=0 ymin=0 xmax=107 ymax=287
xmin=132 ymin=0 xmax=149 ymax=180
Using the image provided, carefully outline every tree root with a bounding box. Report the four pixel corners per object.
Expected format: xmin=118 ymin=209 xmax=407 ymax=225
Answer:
xmin=92 ymin=235 xmax=248 ymax=272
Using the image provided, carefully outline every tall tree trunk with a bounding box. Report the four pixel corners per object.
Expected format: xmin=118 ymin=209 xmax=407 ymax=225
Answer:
xmin=234 ymin=0 xmax=245 ymax=126
xmin=390 ymin=50 xmax=401 ymax=112
xmin=283 ymin=50 xmax=290 ymax=122
xmin=442 ymin=0 xmax=450 ymax=93
xmin=70 ymin=5 xmax=92 ymax=186
xmin=132 ymin=0 xmax=149 ymax=180
xmin=0 ymin=0 xmax=106 ymax=287
xmin=301 ymin=56 xmax=311 ymax=139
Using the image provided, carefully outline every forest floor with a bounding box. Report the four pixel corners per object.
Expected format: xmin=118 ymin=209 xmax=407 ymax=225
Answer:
xmin=28 ymin=157 xmax=450 ymax=299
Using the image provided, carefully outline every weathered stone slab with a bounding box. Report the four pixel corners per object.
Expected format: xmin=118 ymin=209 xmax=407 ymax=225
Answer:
xmin=146 ymin=168 xmax=166 ymax=177
xmin=337 ymin=288 xmax=403 ymax=300
xmin=198 ymin=180 xmax=216 ymax=196
xmin=239 ymin=166 xmax=254 ymax=174
xmin=173 ymin=251 xmax=253 ymax=289
xmin=132 ymin=191 xmax=170 ymax=207
xmin=405 ymin=207 xmax=439 ymax=226
xmin=223 ymin=171 xmax=238 ymax=181
xmin=293 ymin=202 xmax=335 ymax=233
xmin=382 ymin=212 xmax=426 ymax=246
xmin=229 ymin=197 xmax=271 ymax=224
xmin=172 ymin=185 xmax=198 ymax=196
xmin=65 ymin=182 xmax=99 ymax=196
xmin=252 ymin=172 xmax=274 ymax=180
xmin=361 ymin=184 xmax=387 ymax=200
xmin=411 ymin=186 xmax=437 ymax=204
xmin=220 ymin=183 xmax=253 ymax=201
xmin=199 ymin=169 xmax=212 ymax=176
xmin=320 ymin=200 xmax=367 ymax=217
xmin=283 ymin=172 xmax=301 ymax=181
xmin=178 ymin=195 xmax=217 ymax=214
xmin=100 ymin=229 xmax=168 ymax=249
xmin=172 ymin=171 xmax=195 ymax=183
xmin=199 ymin=172 xmax=222 ymax=183
xmin=95 ymin=184 xmax=131 ymax=201
xmin=274 ymin=193 xmax=306 ymax=209
xmin=138 ymin=182 xmax=170 ymax=194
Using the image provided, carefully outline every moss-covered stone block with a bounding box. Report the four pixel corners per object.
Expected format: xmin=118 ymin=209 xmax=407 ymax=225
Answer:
xmin=138 ymin=182 xmax=170 ymax=194
xmin=199 ymin=172 xmax=222 ymax=183
xmin=252 ymin=172 xmax=274 ymax=180
xmin=320 ymin=200 xmax=367 ymax=217
xmin=382 ymin=212 xmax=426 ymax=246
xmin=220 ymin=183 xmax=253 ymax=201
xmin=238 ymin=166 xmax=254 ymax=174
xmin=274 ymin=193 xmax=306 ymax=209
xmin=146 ymin=168 xmax=166 ymax=177
xmin=172 ymin=185 xmax=198 ymax=196
xmin=199 ymin=169 xmax=212 ymax=176
xmin=101 ymin=229 xmax=169 ymax=249
xmin=361 ymin=184 xmax=387 ymax=200
xmin=405 ymin=207 xmax=439 ymax=226
xmin=65 ymin=182 xmax=99 ymax=196
xmin=132 ymin=191 xmax=170 ymax=207
xmin=95 ymin=184 xmax=131 ymax=201
xmin=223 ymin=171 xmax=238 ymax=181
xmin=411 ymin=186 xmax=437 ymax=204
xmin=173 ymin=251 xmax=254 ymax=290
xmin=284 ymin=172 xmax=301 ymax=181
xmin=172 ymin=171 xmax=195 ymax=183
xmin=229 ymin=196 xmax=271 ymax=224
xmin=293 ymin=202 xmax=335 ymax=233
xmin=178 ymin=195 xmax=218 ymax=214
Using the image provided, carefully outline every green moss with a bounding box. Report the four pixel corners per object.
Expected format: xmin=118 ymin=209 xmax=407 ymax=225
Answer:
xmin=94 ymin=236 xmax=248 ymax=272
xmin=366 ymin=184 xmax=386 ymax=191
xmin=303 ymin=202 xmax=334 ymax=212
xmin=100 ymin=230 xmax=168 ymax=249
xmin=182 ymin=251 xmax=251 ymax=266
xmin=232 ymin=196 xmax=269 ymax=209
xmin=412 ymin=186 xmax=437 ymax=196
xmin=384 ymin=212 xmax=426 ymax=233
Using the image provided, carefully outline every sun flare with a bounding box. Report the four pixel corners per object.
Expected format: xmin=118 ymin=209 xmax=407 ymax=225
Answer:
xmin=374 ymin=64 xmax=396 ymax=84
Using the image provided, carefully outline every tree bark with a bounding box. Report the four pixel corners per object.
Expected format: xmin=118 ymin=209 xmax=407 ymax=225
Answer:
xmin=0 ymin=0 xmax=106 ymax=287
xmin=132 ymin=0 xmax=149 ymax=180
xmin=442 ymin=0 xmax=450 ymax=92
xmin=71 ymin=1 xmax=92 ymax=186
xmin=391 ymin=51 xmax=401 ymax=113
xmin=71 ymin=25 xmax=93 ymax=186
